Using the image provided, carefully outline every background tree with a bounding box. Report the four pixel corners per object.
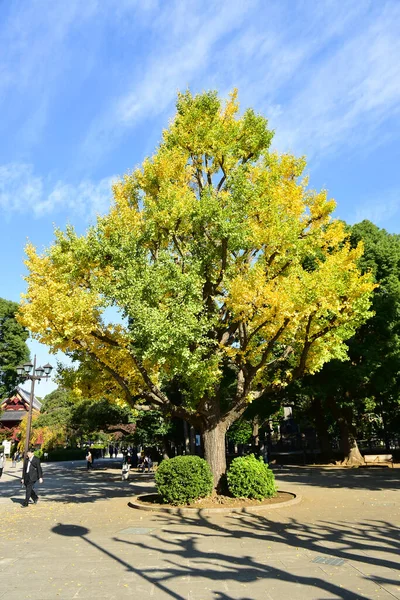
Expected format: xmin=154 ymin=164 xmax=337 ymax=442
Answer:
xmin=29 ymin=387 xmax=136 ymax=450
xmin=69 ymin=397 xmax=133 ymax=441
xmin=28 ymin=388 xmax=76 ymax=450
xmin=0 ymin=297 xmax=30 ymax=397
xmin=286 ymin=221 xmax=400 ymax=464
xmin=349 ymin=221 xmax=400 ymax=447
xmin=19 ymin=90 xmax=375 ymax=487
xmin=35 ymin=388 xmax=75 ymax=430
xmin=132 ymin=409 xmax=177 ymax=456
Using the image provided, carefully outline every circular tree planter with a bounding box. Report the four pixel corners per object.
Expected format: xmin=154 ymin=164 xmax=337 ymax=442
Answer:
xmin=128 ymin=491 xmax=301 ymax=514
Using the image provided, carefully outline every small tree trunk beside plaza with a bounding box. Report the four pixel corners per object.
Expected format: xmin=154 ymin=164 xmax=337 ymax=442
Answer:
xmin=338 ymin=418 xmax=364 ymax=466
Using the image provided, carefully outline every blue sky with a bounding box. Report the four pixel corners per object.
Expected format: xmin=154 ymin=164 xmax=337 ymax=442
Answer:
xmin=1 ymin=0 xmax=399 ymax=395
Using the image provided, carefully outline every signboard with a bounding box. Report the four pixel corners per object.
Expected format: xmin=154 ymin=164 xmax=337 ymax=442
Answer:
xmin=2 ymin=440 xmax=11 ymax=455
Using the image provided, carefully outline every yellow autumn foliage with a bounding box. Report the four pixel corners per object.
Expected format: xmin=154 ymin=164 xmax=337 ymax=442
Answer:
xmin=18 ymin=89 xmax=375 ymax=418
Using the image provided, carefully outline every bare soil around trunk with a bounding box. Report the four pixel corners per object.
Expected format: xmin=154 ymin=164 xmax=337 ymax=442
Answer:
xmin=129 ymin=490 xmax=300 ymax=513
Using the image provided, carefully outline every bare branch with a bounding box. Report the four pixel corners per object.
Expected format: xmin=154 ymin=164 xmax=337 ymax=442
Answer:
xmin=238 ymin=321 xmax=248 ymax=350
xmin=219 ymin=322 xmax=239 ymax=346
xmin=172 ymin=233 xmax=185 ymax=271
xmin=249 ymin=317 xmax=291 ymax=374
xmin=205 ymin=155 xmax=212 ymax=186
xmin=266 ymin=251 xmax=279 ymax=267
xmin=91 ymin=331 xmax=120 ymax=347
xmin=235 ymin=368 xmax=246 ymax=400
xmin=107 ymin=423 xmax=136 ymax=435
xmin=215 ymin=237 xmax=228 ymax=288
xmin=267 ymin=260 xmax=291 ymax=281
xmin=292 ymin=312 xmax=315 ymax=379
xmin=217 ymin=157 xmax=226 ymax=191
xmin=241 ymin=152 xmax=254 ymax=165
xmin=130 ymin=355 xmax=169 ymax=406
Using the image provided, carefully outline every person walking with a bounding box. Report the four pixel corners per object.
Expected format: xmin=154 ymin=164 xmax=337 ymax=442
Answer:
xmin=21 ymin=449 xmax=43 ymax=507
xmin=86 ymin=449 xmax=93 ymax=470
xmin=0 ymin=452 xmax=4 ymax=478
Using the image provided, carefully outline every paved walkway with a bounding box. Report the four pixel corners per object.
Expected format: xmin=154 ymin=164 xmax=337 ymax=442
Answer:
xmin=0 ymin=460 xmax=399 ymax=600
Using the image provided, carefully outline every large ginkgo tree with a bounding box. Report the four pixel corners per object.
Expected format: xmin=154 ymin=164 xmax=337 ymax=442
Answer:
xmin=19 ymin=90 xmax=375 ymax=486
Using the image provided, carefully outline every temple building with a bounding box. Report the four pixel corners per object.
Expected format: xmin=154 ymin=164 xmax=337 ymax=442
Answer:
xmin=0 ymin=386 xmax=41 ymax=431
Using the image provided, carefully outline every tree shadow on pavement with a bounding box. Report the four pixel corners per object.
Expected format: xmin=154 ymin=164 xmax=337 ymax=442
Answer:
xmin=272 ymin=465 xmax=400 ymax=491
xmin=52 ymin=510 xmax=399 ymax=600
xmin=2 ymin=468 xmax=155 ymax=505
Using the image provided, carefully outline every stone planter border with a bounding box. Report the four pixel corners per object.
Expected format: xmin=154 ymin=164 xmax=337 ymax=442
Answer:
xmin=128 ymin=490 xmax=301 ymax=515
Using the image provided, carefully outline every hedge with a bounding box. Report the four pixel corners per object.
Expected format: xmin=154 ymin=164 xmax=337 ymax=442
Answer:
xmin=155 ymin=455 xmax=213 ymax=505
xmin=226 ymin=454 xmax=277 ymax=500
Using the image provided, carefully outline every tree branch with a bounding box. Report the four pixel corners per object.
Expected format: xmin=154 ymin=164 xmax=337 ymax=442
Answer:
xmin=246 ymin=311 xmax=278 ymax=346
xmin=241 ymin=152 xmax=254 ymax=165
xmin=215 ymin=237 xmax=228 ymax=288
xmin=291 ymin=312 xmax=315 ymax=379
xmin=130 ymin=355 xmax=169 ymax=405
xmin=267 ymin=260 xmax=291 ymax=281
xmin=218 ymin=321 xmax=239 ymax=346
xmin=238 ymin=321 xmax=248 ymax=350
xmin=249 ymin=318 xmax=291 ymax=374
xmin=192 ymin=155 xmax=204 ymax=192
xmin=310 ymin=309 xmax=344 ymax=342
xmin=217 ymin=157 xmax=226 ymax=191
xmin=74 ymin=340 xmax=134 ymax=405
xmin=107 ymin=423 xmax=137 ymax=435
xmin=205 ymin=155 xmax=213 ymax=186
xmin=91 ymin=331 xmax=120 ymax=347
xmin=172 ymin=233 xmax=185 ymax=271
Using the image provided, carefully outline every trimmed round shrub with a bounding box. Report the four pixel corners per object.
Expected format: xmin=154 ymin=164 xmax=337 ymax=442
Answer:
xmin=155 ymin=455 xmax=213 ymax=505
xmin=227 ymin=454 xmax=277 ymax=500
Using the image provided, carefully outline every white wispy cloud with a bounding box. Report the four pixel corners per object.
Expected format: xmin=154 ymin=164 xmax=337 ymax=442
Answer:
xmin=0 ymin=0 xmax=102 ymax=148
xmin=268 ymin=3 xmax=400 ymax=157
xmin=80 ymin=0 xmax=257 ymax=163
xmin=78 ymin=0 xmax=399 ymax=167
xmin=2 ymin=0 xmax=400 ymax=173
xmin=0 ymin=163 xmax=115 ymax=219
xmin=352 ymin=189 xmax=400 ymax=228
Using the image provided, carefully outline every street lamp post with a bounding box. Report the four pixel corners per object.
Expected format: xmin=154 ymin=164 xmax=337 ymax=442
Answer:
xmin=16 ymin=356 xmax=53 ymax=456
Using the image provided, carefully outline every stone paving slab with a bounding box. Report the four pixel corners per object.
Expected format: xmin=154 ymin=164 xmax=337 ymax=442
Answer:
xmin=1 ymin=462 xmax=400 ymax=599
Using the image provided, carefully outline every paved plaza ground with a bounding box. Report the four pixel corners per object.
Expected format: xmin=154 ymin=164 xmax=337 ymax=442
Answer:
xmin=0 ymin=459 xmax=399 ymax=600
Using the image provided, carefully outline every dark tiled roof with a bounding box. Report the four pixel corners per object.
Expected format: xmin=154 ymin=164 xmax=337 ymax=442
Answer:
xmin=17 ymin=386 xmax=41 ymax=410
xmin=0 ymin=386 xmax=41 ymax=412
xmin=0 ymin=410 xmax=28 ymax=422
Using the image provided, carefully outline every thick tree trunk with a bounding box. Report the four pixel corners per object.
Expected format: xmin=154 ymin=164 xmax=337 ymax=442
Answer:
xmin=161 ymin=436 xmax=170 ymax=460
xmin=327 ymin=397 xmax=363 ymax=466
xmin=338 ymin=418 xmax=364 ymax=465
xmin=202 ymin=422 xmax=228 ymax=490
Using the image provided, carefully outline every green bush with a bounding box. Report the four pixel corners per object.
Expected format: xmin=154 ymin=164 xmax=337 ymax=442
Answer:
xmin=155 ymin=455 xmax=213 ymax=505
xmin=227 ymin=454 xmax=277 ymax=500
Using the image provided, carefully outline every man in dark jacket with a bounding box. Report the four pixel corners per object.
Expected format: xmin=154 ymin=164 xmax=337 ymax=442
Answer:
xmin=21 ymin=449 xmax=43 ymax=507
